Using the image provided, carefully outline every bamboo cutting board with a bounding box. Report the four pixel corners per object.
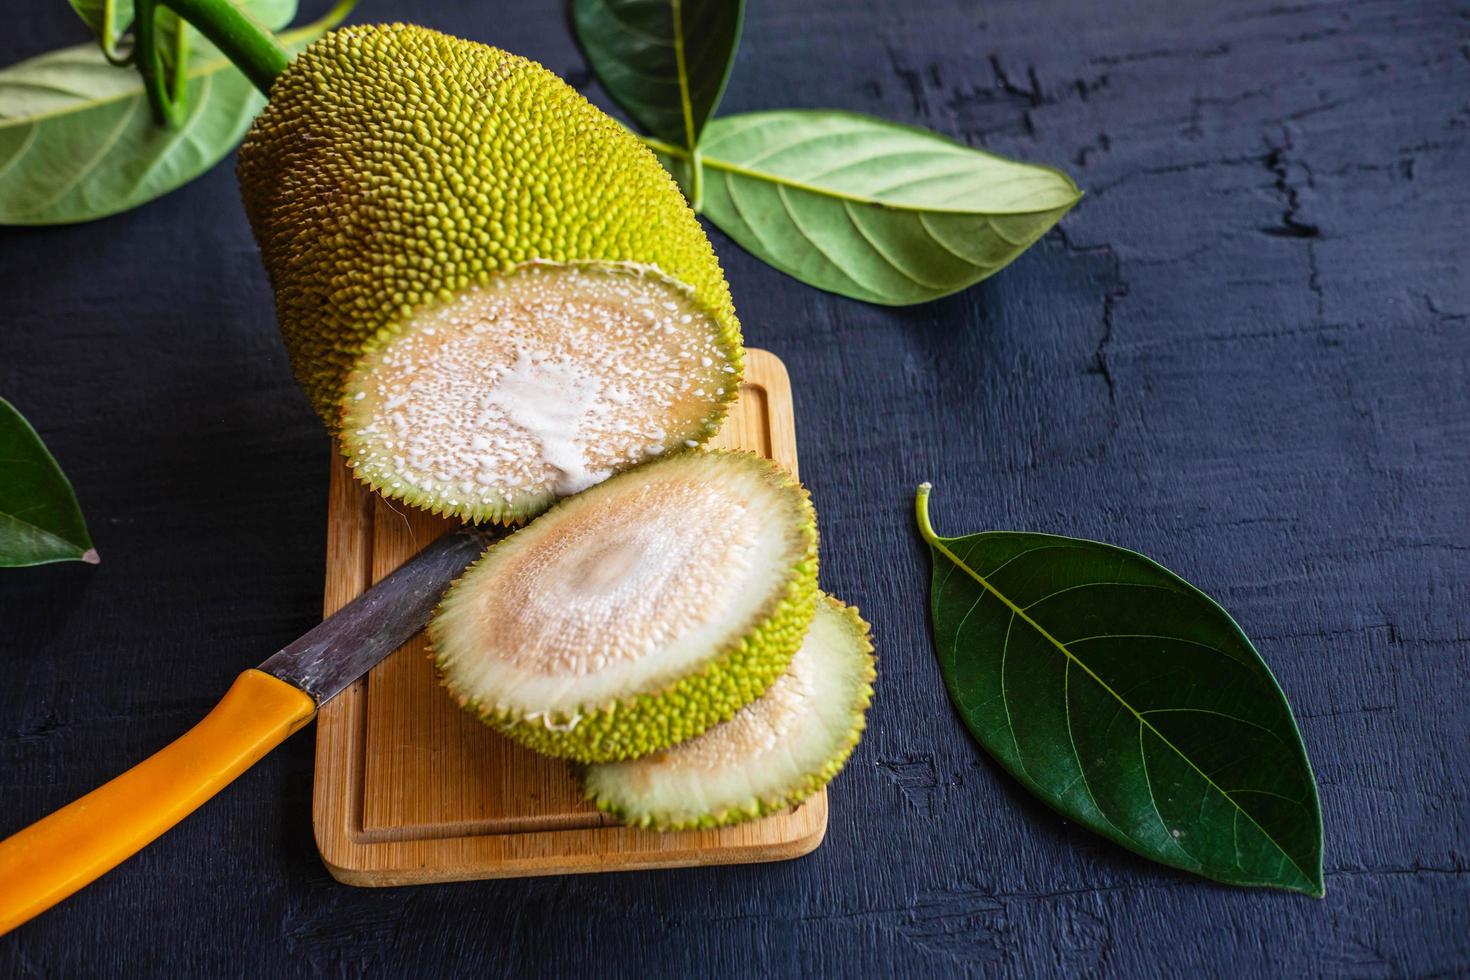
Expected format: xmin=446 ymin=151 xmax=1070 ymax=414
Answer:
xmin=312 ymin=348 xmax=827 ymax=885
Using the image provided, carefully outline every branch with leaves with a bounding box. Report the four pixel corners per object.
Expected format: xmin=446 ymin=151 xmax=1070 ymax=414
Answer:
xmin=573 ymin=0 xmax=1080 ymax=304
xmin=2 ymin=0 xmax=1078 ymax=304
xmin=0 ymin=0 xmax=352 ymax=225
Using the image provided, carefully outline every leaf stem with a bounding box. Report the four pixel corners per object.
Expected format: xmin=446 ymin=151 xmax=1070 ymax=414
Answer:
xmin=281 ymin=0 xmax=356 ymax=47
xmin=914 ymin=482 xmax=939 ymax=544
xmin=98 ymin=0 xmax=136 ymax=65
xmin=689 ymin=147 xmax=704 ymax=213
xmin=669 ymin=0 xmax=697 ymax=153
xmin=638 ymin=134 xmax=688 ymax=159
xmin=134 ymin=0 xmax=294 ymax=125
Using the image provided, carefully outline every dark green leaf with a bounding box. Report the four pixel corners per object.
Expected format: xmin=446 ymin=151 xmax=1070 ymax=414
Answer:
xmin=915 ymin=484 xmax=1324 ymax=895
xmin=0 ymin=398 xmax=97 ymax=567
xmin=661 ymin=111 xmax=1080 ymax=305
xmin=573 ymin=0 xmax=743 ymax=148
xmin=0 ymin=0 xmax=299 ymax=226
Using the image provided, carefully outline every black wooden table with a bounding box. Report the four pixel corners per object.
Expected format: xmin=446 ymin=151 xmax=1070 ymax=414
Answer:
xmin=3 ymin=0 xmax=1466 ymax=975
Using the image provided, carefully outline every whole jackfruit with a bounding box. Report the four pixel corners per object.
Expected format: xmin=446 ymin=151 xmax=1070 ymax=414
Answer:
xmin=237 ymin=24 xmax=743 ymax=523
xmin=427 ymin=451 xmax=819 ymax=763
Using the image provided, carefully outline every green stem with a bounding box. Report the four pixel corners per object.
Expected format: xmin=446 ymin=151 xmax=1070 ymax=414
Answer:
xmin=98 ymin=0 xmax=135 ymax=65
xmin=281 ymin=0 xmax=357 ymax=47
xmin=689 ymin=147 xmax=704 ymax=213
xmin=638 ymin=134 xmax=687 ymax=158
xmin=914 ymin=482 xmax=939 ymax=544
xmin=135 ymin=0 xmax=292 ymax=125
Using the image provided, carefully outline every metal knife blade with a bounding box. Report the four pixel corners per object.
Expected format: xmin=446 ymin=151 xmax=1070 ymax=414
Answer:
xmin=258 ymin=525 xmax=494 ymax=703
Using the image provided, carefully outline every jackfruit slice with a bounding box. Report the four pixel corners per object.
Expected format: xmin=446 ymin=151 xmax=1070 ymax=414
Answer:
xmin=584 ymin=593 xmax=875 ymax=830
xmin=428 ymin=451 xmax=818 ymax=762
xmin=237 ymin=24 xmax=742 ymax=522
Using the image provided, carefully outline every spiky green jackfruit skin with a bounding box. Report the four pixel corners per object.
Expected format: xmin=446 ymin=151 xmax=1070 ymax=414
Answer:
xmin=427 ymin=451 xmax=819 ymax=763
xmin=462 ymin=577 xmax=816 ymax=762
xmin=236 ymin=23 xmax=742 ymax=434
xmin=585 ymin=594 xmax=876 ymax=831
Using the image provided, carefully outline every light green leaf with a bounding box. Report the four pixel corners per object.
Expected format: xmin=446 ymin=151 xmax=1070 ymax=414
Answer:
xmin=916 ymin=485 xmax=1324 ymax=895
xmin=0 ymin=0 xmax=298 ymax=226
xmin=660 ymin=110 xmax=1081 ymax=305
xmin=573 ymin=0 xmax=744 ymax=149
xmin=0 ymin=398 xmax=97 ymax=567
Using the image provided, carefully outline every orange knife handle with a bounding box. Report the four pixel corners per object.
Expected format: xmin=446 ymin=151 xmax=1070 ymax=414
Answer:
xmin=0 ymin=669 xmax=315 ymax=935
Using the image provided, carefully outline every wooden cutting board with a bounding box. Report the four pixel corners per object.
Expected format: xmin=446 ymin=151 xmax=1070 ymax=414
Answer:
xmin=312 ymin=348 xmax=827 ymax=885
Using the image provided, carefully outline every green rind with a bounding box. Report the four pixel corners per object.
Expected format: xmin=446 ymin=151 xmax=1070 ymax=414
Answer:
xmin=428 ymin=450 xmax=818 ymax=763
xmin=585 ymin=593 xmax=876 ymax=830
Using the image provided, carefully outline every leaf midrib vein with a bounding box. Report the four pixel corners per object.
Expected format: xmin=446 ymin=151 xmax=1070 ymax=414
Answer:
xmin=1063 ymin=659 xmax=1131 ymax=844
xmin=1139 ymin=724 xmax=1202 ymax=866
xmin=690 ymin=149 xmax=1077 ymax=216
xmin=669 ymin=0 xmax=697 ymax=150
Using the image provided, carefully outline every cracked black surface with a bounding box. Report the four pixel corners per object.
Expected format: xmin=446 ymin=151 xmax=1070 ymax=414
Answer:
xmin=2 ymin=0 xmax=1467 ymax=975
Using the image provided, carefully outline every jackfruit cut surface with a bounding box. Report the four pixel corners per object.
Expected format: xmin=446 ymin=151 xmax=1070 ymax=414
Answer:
xmin=339 ymin=262 xmax=739 ymax=522
xmin=584 ymin=593 xmax=875 ymax=830
xmin=428 ymin=450 xmax=819 ymax=762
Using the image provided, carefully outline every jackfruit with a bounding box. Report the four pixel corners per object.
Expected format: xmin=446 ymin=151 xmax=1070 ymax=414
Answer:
xmin=237 ymin=24 xmax=742 ymax=522
xmin=584 ymin=593 xmax=876 ymax=830
xmin=427 ymin=451 xmax=819 ymax=762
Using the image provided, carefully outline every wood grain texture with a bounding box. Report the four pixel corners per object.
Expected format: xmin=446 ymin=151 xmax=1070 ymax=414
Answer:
xmin=313 ymin=349 xmax=827 ymax=883
xmin=1 ymin=0 xmax=1467 ymax=975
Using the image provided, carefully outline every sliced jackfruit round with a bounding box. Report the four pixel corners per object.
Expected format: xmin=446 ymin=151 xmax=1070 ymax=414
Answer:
xmin=427 ymin=451 xmax=818 ymax=762
xmin=237 ymin=24 xmax=742 ymax=523
xmin=584 ymin=593 xmax=875 ymax=830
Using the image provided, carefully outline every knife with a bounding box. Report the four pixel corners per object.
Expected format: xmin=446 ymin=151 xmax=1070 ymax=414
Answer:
xmin=0 ymin=525 xmax=492 ymax=935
